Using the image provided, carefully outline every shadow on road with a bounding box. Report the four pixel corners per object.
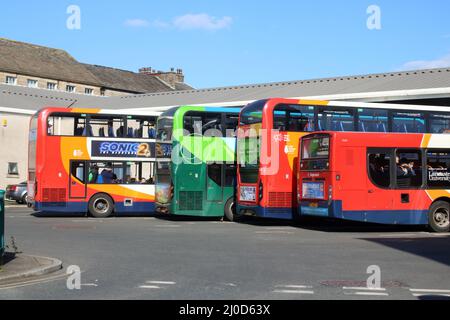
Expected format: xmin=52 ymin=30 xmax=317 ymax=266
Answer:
xmin=358 ymin=235 xmax=450 ymax=267
xmin=153 ymin=214 xmax=222 ymax=222
xmin=236 ymin=215 xmax=428 ymax=233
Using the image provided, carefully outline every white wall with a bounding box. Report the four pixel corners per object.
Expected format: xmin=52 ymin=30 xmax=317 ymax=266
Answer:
xmin=0 ymin=113 xmax=31 ymax=189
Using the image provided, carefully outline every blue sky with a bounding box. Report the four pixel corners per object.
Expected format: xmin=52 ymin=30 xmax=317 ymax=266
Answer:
xmin=1 ymin=0 xmax=449 ymax=88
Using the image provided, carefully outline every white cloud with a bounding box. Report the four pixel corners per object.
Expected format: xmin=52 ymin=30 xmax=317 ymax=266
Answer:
xmin=173 ymin=13 xmax=232 ymax=31
xmin=153 ymin=13 xmax=233 ymax=31
xmin=400 ymin=53 xmax=450 ymax=70
xmin=124 ymin=19 xmax=150 ymax=28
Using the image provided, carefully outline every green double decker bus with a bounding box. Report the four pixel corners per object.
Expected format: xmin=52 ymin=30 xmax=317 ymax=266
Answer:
xmin=155 ymin=106 xmax=241 ymax=220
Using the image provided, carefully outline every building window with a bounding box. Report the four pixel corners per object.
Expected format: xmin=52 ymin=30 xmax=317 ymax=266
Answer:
xmin=8 ymin=162 xmax=19 ymax=175
xmin=85 ymin=88 xmax=94 ymax=95
xmin=66 ymin=85 xmax=76 ymax=93
xmin=27 ymin=79 xmax=38 ymax=88
xmin=47 ymin=82 xmax=57 ymax=90
xmin=5 ymin=76 xmax=17 ymax=85
xmin=100 ymin=88 xmax=106 ymax=96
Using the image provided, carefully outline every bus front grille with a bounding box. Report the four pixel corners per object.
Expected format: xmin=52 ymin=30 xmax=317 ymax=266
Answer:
xmin=179 ymin=191 xmax=203 ymax=211
xmin=268 ymin=192 xmax=292 ymax=208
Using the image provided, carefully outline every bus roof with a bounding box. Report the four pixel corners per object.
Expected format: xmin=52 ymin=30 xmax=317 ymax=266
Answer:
xmin=160 ymin=105 xmax=242 ymax=118
xmin=38 ymin=106 xmax=161 ymax=117
xmin=242 ymin=98 xmax=450 ymax=114
xmin=302 ymin=131 xmax=450 ymax=149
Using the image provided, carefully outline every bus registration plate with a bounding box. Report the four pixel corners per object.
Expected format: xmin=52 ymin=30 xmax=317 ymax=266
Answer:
xmin=240 ymin=186 xmax=256 ymax=202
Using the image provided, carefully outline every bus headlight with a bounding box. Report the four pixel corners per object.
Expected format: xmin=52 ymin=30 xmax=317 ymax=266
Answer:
xmin=328 ymin=185 xmax=332 ymax=201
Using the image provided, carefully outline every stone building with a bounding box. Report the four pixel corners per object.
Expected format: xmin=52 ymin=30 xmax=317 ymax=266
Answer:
xmin=0 ymin=38 xmax=192 ymax=97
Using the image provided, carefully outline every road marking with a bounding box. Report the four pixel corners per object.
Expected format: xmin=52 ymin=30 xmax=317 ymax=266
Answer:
xmin=350 ymin=292 xmax=389 ymax=296
xmin=146 ymin=281 xmax=176 ymax=285
xmin=273 ymin=289 xmax=314 ymax=294
xmin=81 ymin=283 xmax=98 ymax=287
xmin=343 ymin=286 xmax=389 ymax=296
xmin=139 ymin=285 xmax=161 ymax=289
xmin=275 ymin=285 xmax=313 ymax=289
xmin=410 ymin=289 xmax=450 ymax=293
xmin=221 ymin=283 xmax=237 ymax=287
xmin=0 ymin=273 xmax=68 ymax=290
xmin=343 ymin=286 xmax=386 ymax=291
xmin=153 ymin=225 xmax=181 ymax=228
xmin=254 ymin=231 xmax=294 ymax=234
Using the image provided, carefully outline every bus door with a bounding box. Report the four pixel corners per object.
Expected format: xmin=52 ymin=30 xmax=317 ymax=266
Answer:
xmin=366 ymin=148 xmax=394 ymax=211
xmin=206 ymin=163 xmax=223 ymax=202
xmin=69 ymin=161 xmax=87 ymax=199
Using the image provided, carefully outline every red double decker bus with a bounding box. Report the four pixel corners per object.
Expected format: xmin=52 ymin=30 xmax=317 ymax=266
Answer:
xmin=28 ymin=107 xmax=160 ymax=217
xmin=298 ymin=132 xmax=450 ymax=232
xmin=236 ymin=98 xmax=450 ymax=220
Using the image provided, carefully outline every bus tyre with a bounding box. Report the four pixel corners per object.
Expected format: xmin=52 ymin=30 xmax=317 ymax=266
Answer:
xmin=428 ymin=201 xmax=450 ymax=233
xmin=224 ymin=198 xmax=236 ymax=222
xmin=89 ymin=194 xmax=114 ymax=218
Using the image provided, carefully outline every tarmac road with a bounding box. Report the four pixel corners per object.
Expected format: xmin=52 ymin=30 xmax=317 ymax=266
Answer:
xmin=1 ymin=207 xmax=450 ymax=300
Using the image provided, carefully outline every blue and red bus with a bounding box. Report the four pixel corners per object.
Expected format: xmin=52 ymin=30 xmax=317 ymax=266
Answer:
xmin=298 ymin=132 xmax=450 ymax=232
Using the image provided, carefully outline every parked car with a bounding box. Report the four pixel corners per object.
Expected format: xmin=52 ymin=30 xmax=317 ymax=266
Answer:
xmin=5 ymin=182 xmax=28 ymax=204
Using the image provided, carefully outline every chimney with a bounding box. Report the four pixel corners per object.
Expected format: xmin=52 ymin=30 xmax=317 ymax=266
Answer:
xmin=139 ymin=66 xmax=185 ymax=88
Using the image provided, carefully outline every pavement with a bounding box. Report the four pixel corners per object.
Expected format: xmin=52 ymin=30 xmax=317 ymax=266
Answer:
xmin=0 ymin=206 xmax=449 ymax=300
xmin=0 ymin=253 xmax=63 ymax=286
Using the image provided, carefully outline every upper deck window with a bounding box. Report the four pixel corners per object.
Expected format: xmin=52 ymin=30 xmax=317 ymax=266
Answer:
xmin=89 ymin=116 xmax=125 ymax=138
xmin=357 ymin=108 xmax=388 ymax=132
xmin=47 ymin=113 xmax=87 ymax=136
xmin=156 ymin=117 xmax=173 ymax=142
xmin=429 ymin=114 xmax=450 ymax=134
xmin=392 ymin=112 xmax=425 ymax=133
xmin=273 ymin=104 xmax=315 ymax=132
xmin=318 ymin=108 xmax=355 ymax=132
xmin=240 ymin=100 xmax=267 ymax=126
xmin=183 ymin=111 xmax=222 ymax=135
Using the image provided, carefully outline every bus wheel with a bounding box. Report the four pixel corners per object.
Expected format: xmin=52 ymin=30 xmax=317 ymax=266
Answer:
xmin=89 ymin=194 xmax=114 ymax=218
xmin=428 ymin=201 xmax=450 ymax=233
xmin=224 ymin=198 xmax=236 ymax=222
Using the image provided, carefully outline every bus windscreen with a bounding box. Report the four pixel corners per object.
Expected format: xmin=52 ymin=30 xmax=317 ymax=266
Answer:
xmin=302 ymin=136 xmax=330 ymax=160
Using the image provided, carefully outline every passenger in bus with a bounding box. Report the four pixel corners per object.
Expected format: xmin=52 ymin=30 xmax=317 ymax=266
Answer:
xmin=88 ymin=165 xmax=99 ymax=183
xmin=397 ymin=157 xmax=416 ymax=177
xmin=101 ymin=166 xmax=115 ymax=184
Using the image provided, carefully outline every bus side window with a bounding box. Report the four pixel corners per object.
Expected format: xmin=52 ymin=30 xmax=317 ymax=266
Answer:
xmin=357 ymin=109 xmax=388 ymax=132
xmin=392 ymin=112 xmax=425 ymax=133
xmin=48 ymin=115 xmax=83 ymax=136
xmin=429 ymin=116 xmax=450 ymax=134
xmin=207 ymin=163 xmax=222 ymax=186
xmin=368 ymin=151 xmax=391 ymax=188
xmin=427 ymin=150 xmax=450 ymax=188
xmin=225 ymin=164 xmax=236 ymax=187
xmin=395 ymin=150 xmax=422 ymax=188
xmin=71 ymin=161 xmax=86 ymax=183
